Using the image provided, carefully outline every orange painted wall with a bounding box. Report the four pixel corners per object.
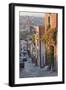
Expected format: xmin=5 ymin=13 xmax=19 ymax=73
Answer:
xmin=44 ymin=13 xmax=57 ymax=32
xmin=44 ymin=13 xmax=58 ymax=66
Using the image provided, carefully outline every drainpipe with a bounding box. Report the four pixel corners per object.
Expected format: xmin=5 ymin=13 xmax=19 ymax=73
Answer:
xmin=39 ymin=28 xmax=42 ymax=68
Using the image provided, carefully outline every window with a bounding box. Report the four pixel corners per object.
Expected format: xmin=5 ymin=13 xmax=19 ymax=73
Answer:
xmin=48 ymin=16 xmax=50 ymax=29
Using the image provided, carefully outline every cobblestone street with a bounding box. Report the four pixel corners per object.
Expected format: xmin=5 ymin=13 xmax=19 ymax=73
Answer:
xmin=20 ymin=57 xmax=57 ymax=78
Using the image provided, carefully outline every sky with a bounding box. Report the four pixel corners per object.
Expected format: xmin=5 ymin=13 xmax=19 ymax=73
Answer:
xmin=19 ymin=11 xmax=45 ymax=17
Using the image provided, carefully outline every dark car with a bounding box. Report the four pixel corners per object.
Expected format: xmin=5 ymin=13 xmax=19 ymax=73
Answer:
xmin=20 ymin=48 xmax=28 ymax=68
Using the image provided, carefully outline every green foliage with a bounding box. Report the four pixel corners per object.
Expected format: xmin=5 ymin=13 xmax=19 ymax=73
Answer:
xmin=42 ymin=28 xmax=57 ymax=46
xmin=32 ymin=34 xmax=35 ymax=43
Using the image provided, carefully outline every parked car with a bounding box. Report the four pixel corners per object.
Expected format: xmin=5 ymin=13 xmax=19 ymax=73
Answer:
xmin=20 ymin=48 xmax=28 ymax=68
xmin=20 ymin=49 xmax=28 ymax=62
xmin=20 ymin=61 xmax=24 ymax=68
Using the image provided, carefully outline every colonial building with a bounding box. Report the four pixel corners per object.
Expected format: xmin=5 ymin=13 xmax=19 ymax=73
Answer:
xmin=44 ymin=13 xmax=58 ymax=71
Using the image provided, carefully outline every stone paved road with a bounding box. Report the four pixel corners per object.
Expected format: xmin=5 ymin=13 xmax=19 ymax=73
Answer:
xmin=20 ymin=58 xmax=57 ymax=78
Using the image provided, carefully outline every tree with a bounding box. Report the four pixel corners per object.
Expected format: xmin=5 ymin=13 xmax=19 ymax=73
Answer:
xmin=32 ymin=34 xmax=35 ymax=44
xmin=42 ymin=28 xmax=57 ymax=46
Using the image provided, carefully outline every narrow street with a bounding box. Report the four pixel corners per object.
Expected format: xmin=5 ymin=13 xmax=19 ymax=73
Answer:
xmin=20 ymin=57 xmax=57 ymax=78
xmin=19 ymin=13 xmax=58 ymax=78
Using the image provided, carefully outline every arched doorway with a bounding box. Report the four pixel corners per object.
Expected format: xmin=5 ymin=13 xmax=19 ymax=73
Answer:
xmin=49 ymin=46 xmax=54 ymax=71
